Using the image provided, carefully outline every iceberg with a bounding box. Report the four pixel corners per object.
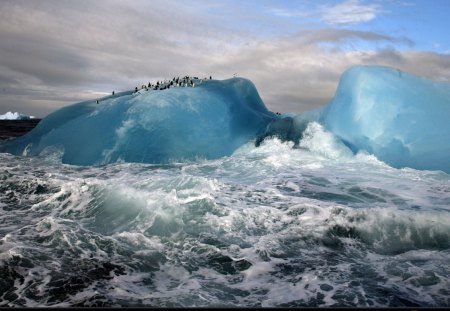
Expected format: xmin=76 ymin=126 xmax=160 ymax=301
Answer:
xmin=2 ymin=66 xmax=450 ymax=173
xmin=320 ymin=65 xmax=450 ymax=173
xmin=1 ymin=78 xmax=275 ymax=165
xmin=0 ymin=111 xmax=34 ymax=120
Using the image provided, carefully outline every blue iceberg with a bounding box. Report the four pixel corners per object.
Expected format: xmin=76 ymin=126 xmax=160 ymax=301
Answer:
xmin=320 ymin=65 xmax=450 ymax=173
xmin=1 ymin=78 xmax=275 ymax=165
xmin=2 ymin=66 xmax=450 ymax=173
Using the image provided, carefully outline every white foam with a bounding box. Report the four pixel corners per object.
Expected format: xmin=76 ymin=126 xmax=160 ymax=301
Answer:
xmin=299 ymin=122 xmax=353 ymax=160
xmin=243 ymin=261 xmax=274 ymax=280
xmin=1 ymin=139 xmax=450 ymax=307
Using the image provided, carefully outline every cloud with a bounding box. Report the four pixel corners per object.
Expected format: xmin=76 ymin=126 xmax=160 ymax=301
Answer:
xmin=266 ymin=7 xmax=311 ymax=18
xmin=320 ymin=0 xmax=382 ymax=25
xmin=0 ymin=0 xmax=448 ymax=118
xmin=0 ymin=0 xmax=243 ymax=116
xmin=206 ymin=33 xmax=449 ymax=113
xmin=292 ymin=28 xmax=413 ymax=47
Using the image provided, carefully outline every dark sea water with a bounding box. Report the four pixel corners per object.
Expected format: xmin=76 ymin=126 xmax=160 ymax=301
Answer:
xmin=0 ymin=119 xmax=41 ymax=140
xmin=1 ymin=122 xmax=450 ymax=307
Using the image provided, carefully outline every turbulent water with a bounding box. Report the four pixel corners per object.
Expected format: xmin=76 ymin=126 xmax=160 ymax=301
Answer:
xmin=1 ymin=122 xmax=450 ymax=307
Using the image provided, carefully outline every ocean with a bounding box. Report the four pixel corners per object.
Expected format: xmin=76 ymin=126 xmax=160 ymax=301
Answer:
xmin=1 ymin=122 xmax=449 ymax=307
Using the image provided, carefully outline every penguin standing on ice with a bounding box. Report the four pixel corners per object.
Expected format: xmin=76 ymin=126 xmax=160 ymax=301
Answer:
xmin=96 ymin=100 xmax=99 ymax=104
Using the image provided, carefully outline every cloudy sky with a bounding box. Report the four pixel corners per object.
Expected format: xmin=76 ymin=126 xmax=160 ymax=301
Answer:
xmin=0 ymin=0 xmax=449 ymax=117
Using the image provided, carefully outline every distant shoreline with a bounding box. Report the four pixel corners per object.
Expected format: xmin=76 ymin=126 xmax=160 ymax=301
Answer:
xmin=0 ymin=119 xmax=41 ymax=141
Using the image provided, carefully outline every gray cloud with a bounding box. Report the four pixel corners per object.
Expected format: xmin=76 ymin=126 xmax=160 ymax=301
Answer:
xmin=0 ymin=0 xmax=449 ymax=118
xmin=292 ymin=28 xmax=414 ymax=47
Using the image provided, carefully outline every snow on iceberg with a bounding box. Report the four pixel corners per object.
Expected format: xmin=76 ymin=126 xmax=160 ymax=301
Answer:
xmin=320 ymin=65 xmax=450 ymax=173
xmin=0 ymin=111 xmax=34 ymax=120
xmin=1 ymin=78 xmax=275 ymax=165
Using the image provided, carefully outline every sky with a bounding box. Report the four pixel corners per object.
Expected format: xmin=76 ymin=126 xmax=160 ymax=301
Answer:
xmin=0 ymin=0 xmax=449 ymax=118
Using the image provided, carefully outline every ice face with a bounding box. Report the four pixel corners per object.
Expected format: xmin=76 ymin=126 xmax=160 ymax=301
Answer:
xmin=1 ymin=78 xmax=275 ymax=165
xmin=320 ymin=65 xmax=450 ymax=173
